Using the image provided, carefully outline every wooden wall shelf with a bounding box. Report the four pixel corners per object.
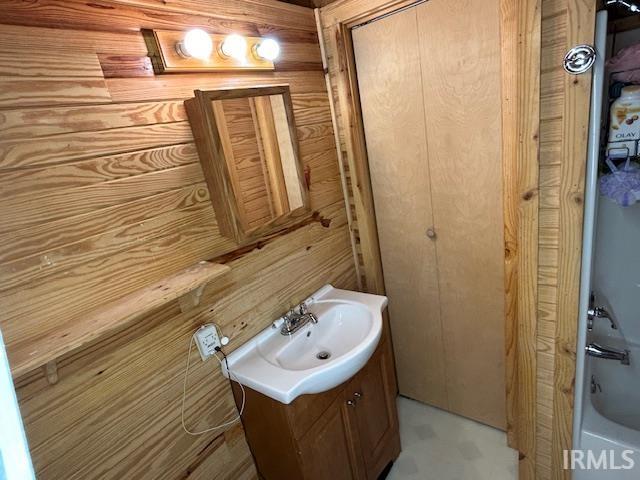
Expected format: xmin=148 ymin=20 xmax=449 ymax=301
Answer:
xmin=9 ymin=261 xmax=231 ymax=379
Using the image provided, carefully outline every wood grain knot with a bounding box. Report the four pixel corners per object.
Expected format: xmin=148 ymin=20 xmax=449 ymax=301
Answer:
xmin=522 ymin=190 xmax=536 ymax=201
xmin=504 ymin=243 xmax=516 ymax=260
xmin=562 ymin=343 xmax=576 ymax=356
xmin=87 ymin=2 xmax=116 ymax=10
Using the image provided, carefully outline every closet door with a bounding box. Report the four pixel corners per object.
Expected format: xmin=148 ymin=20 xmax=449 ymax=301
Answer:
xmin=352 ymin=0 xmax=506 ymax=429
xmin=416 ymin=0 xmax=506 ymax=429
xmin=352 ymin=7 xmax=448 ymax=409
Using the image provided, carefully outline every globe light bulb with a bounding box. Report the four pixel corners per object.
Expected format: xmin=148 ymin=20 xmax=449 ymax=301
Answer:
xmin=178 ymin=29 xmax=213 ymax=60
xmin=255 ymin=38 xmax=280 ymax=61
xmin=220 ymin=34 xmax=247 ymax=61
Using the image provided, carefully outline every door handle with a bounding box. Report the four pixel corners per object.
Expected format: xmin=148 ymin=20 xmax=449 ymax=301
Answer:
xmin=426 ymin=227 xmax=436 ymax=239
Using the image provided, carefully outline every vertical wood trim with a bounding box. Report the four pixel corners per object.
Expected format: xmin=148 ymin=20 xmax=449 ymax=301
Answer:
xmin=551 ymin=2 xmax=596 ymax=478
xmin=512 ymin=0 xmax=542 ymax=478
xmin=330 ymin=22 xmax=386 ymax=295
xmin=500 ymin=0 xmax=520 ymax=450
xmin=315 ymin=7 xmax=363 ymax=291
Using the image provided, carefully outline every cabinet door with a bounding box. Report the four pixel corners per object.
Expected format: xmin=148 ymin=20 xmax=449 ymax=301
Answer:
xmin=298 ymin=390 xmax=365 ymax=480
xmin=350 ymin=341 xmax=400 ymax=479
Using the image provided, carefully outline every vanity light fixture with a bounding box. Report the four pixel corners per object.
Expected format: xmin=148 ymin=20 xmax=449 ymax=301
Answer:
xmin=176 ymin=28 xmax=213 ymax=60
xmin=144 ymin=29 xmax=277 ymax=73
xmin=220 ymin=34 xmax=248 ymax=61
xmin=255 ymin=38 xmax=280 ymax=61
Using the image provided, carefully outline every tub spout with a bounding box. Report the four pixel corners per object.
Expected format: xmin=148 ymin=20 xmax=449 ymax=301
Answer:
xmin=586 ymin=342 xmax=630 ymax=365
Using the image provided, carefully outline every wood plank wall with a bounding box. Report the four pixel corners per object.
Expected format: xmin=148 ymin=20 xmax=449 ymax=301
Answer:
xmin=504 ymin=0 xmax=541 ymax=474
xmin=0 ymin=1 xmax=357 ymax=478
xmin=538 ymin=4 xmax=566 ymax=474
xmin=538 ymin=0 xmax=595 ymax=478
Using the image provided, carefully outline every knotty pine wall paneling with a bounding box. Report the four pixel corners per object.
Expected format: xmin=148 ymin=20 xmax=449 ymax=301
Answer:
xmin=0 ymin=1 xmax=356 ymax=478
xmin=537 ymin=1 xmax=595 ymax=479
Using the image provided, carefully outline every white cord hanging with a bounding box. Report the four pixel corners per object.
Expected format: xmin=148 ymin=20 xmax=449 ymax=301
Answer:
xmin=181 ymin=330 xmax=245 ymax=436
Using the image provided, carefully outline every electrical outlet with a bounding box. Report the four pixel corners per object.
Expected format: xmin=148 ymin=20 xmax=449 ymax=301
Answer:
xmin=194 ymin=324 xmax=221 ymax=360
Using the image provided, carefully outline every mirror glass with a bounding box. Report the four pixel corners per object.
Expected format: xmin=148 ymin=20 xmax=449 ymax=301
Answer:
xmin=211 ymin=94 xmax=305 ymax=232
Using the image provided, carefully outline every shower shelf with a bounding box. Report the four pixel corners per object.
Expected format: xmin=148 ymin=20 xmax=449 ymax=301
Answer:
xmin=8 ymin=261 xmax=231 ymax=380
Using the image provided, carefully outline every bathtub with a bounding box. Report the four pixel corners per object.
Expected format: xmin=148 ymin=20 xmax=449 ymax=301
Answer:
xmin=575 ymin=336 xmax=640 ymax=479
xmin=573 ymin=9 xmax=640 ymax=479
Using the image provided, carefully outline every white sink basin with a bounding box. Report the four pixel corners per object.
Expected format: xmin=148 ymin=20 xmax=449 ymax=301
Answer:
xmin=222 ymin=285 xmax=388 ymax=404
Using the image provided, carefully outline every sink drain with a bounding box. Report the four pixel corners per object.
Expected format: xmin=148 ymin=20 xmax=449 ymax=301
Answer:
xmin=316 ymin=351 xmax=331 ymax=360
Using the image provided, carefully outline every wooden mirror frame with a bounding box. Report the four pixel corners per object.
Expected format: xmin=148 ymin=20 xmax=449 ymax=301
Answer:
xmin=184 ymin=86 xmax=311 ymax=245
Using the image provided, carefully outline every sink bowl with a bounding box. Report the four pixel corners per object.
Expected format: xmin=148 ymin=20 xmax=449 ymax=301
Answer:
xmin=222 ymin=285 xmax=388 ymax=404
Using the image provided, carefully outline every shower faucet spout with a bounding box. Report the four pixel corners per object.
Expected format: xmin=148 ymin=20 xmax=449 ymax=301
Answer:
xmin=586 ymin=343 xmax=630 ymax=365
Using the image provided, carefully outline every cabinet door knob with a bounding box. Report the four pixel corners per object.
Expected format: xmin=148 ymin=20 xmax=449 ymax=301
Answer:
xmin=353 ymin=392 xmax=362 ymax=399
xmin=346 ymin=399 xmax=356 ymax=407
xmin=426 ymin=227 xmax=437 ymax=239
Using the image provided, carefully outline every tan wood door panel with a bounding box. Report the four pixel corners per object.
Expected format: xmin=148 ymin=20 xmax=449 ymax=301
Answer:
xmin=352 ymin=7 xmax=449 ymax=410
xmin=352 ymin=0 xmax=506 ymax=430
xmin=416 ymin=0 xmax=506 ymax=429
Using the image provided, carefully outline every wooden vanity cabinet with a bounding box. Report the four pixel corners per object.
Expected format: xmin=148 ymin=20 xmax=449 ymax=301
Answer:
xmin=233 ymin=337 xmax=400 ymax=480
xmin=297 ymin=388 xmax=363 ymax=480
xmin=349 ymin=339 xmax=400 ymax=477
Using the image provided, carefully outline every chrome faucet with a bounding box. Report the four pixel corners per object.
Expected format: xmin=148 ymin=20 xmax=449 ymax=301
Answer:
xmin=281 ymin=302 xmax=318 ymax=336
xmin=587 ymin=306 xmax=617 ymax=331
xmin=585 ymin=343 xmax=630 ymax=365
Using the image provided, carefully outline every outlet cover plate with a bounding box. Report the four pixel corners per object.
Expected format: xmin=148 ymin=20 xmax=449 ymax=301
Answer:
xmin=195 ymin=325 xmax=221 ymax=361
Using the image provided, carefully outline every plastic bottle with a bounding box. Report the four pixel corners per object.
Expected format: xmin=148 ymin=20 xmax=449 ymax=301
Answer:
xmin=607 ymin=85 xmax=640 ymax=159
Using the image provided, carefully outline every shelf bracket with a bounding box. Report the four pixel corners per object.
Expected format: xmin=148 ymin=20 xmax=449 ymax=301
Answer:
xmin=178 ymin=284 xmax=206 ymax=313
xmin=45 ymin=360 xmax=59 ymax=385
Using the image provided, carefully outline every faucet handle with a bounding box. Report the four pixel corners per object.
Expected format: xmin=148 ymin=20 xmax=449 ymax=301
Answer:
xmin=282 ymin=309 xmax=296 ymax=323
xmin=587 ymin=306 xmax=617 ymax=329
xmin=299 ymin=302 xmax=309 ymax=315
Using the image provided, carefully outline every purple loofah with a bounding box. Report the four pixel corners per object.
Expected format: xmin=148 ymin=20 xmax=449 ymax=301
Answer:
xmin=600 ymin=159 xmax=640 ymax=207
